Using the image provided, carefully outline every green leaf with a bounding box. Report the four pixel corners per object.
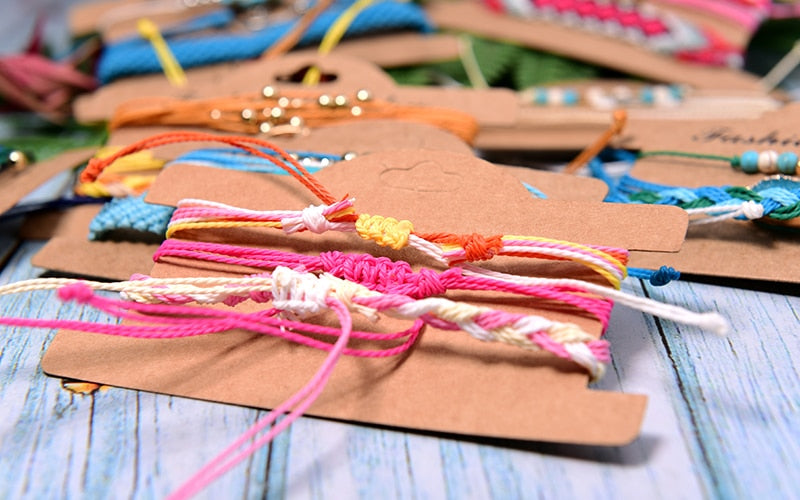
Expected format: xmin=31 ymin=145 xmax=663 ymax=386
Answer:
xmin=513 ymin=50 xmax=600 ymax=89
xmin=469 ymin=36 xmax=524 ymax=85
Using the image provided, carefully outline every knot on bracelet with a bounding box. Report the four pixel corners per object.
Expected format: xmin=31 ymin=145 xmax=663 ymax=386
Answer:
xmin=457 ymin=233 xmax=504 ymax=261
xmin=270 ymin=266 xmax=331 ymax=317
xmin=355 ymin=214 xmax=414 ymax=250
xmin=282 ymin=203 xmax=337 ymax=234
xmin=319 ymin=251 xmax=450 ymax=298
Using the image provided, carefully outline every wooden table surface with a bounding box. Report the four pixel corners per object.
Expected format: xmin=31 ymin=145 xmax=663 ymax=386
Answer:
xmin=0 ymin=217 xmax=798 ymax=499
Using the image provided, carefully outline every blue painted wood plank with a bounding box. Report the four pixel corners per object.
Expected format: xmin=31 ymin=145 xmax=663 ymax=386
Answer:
xmin=642 ymin=280 xmax=800 ymax=499
xmin=2 ymin=236 xmax=799 ymax=499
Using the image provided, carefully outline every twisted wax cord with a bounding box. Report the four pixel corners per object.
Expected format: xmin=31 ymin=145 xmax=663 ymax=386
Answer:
xmin=165 ymin=197 xmax=630 ymax=289
xmin=79 ymin=131 xmax=341 ymax=206
xmin=638 ymin=148 xmax=800 ymax=176
xmin=153 ymin=238 xmax=727 ymax=333
xmin=591 ymin=150 xmax=800 ymax=223
xmin=96 ymin=0 xmax=434 ymax=83
xmin=167 ymin=295 xmax=354 ymax=500
xmin=154 ymin=239 xmax=615 ymax=328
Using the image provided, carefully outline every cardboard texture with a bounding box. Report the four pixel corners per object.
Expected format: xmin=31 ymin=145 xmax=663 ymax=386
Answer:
xmin=69 ymin=0 xmax=226 ymax=39
xmin=146 ymin=157 xmax=686 ymax=252
xmin=616 ymin=103 xmax=800 ymax=282
xmin=20 ymin=204 xmax=158 ymax=281
xmin=19 ymin=203 xmax=101 ymax=240
xmin=0 ymin=148 xmax=96 ymax=216
xmin=42 ymin=150 xmax=667 ymax=445
xmin=426 ymin=0 xmax=762 ymax=91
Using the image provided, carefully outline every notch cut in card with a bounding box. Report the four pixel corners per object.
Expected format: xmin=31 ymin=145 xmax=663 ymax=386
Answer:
xmin=44 ymin=147 xmax=661 ymax=446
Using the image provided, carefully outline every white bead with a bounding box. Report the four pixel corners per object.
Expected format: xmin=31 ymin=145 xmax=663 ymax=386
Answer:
xmin=612 ymin=85 xmax=634 ymax=103
xmin=652 ymin=85 xmax=678 ymax=107
xmin=586 ymin=87 xmax=614 ymax=110
xmin=548 ymin=87 xmax=564 ymax=106
xmin=758 ymin=151 xmax=779 ymax=173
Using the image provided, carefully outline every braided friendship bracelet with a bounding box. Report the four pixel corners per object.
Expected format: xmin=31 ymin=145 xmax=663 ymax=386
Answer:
xmin=482 ymin=0 xmax=742 ymax=67
xmin=520 ymin=84 xmax=685 ymax=110
xmin=638 ymin=149 xmax=800 ymax=176
xmin=166 ymin=197 xmax=631 ymax=288
xmin=590 ymin=150 xmax=800 ymax=223
xmin=154 ymin=238 xmax=724 ymax=332
xmin=108 ymin=86 xmax=480 ymax=144
xmin=96 ymin=0 xmax=434 ymax=83
xmin=0 ymin=268 xmax=612 ymax=377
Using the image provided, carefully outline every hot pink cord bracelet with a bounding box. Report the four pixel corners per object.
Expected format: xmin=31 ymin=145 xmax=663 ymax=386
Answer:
xmin=154 ymin=238 xmax=615 ymax=329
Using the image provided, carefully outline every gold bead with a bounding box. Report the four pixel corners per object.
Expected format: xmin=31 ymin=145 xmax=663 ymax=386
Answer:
xmin=7 ymin=150 xmax=30 ymax=171
xmin=262 ymin=85 xmax=277 ymax=98
xmin=334 ymin=95 xmax=348 ymax=107
xmin=356 ymin=89 xmax=371 ymax=102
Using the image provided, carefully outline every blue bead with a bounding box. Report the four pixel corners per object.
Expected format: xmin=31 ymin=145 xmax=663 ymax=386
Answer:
xmin=534 ymin=88 xmax=548 ymax=105
xmin=563 ymin=89 xmax=579 ymax=106
xmin=777 ymin=152 xmax=798 ymax=174
xmin=640 ymin=87 xmax=654 ymax=104
xmin=740 ymin=150 xmax=759 ymax=173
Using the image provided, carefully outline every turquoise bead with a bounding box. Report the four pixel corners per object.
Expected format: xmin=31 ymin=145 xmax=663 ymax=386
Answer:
xmin=534 ymin=88 xmax=548 ymax=105
xmin=563 ymin=89 xmax=579 ymax=106
xmin=740 ymin=150 xmax=759 ymax=173
xmin=777 ymin=152 xmax=798 ymax=175
xmin=640 ymin=87 xmax=654 ymax=104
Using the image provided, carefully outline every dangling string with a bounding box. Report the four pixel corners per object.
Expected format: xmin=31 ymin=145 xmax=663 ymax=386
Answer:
xmin=302 ymin=0 xmax=376 ymax=86
xmin=137 ymin=18 xmax=188 ymax=87
xmin=565 ymin=110 xmax=627 ymax=174
xmin=262 ymin=0 xmax=336 ymax=59
xmin=458 ymin=34 xmax=489 ymax=90
xmin=759 ymin=40 xmax=800 ymax=92
xmin=165 ymin=294 xmax=355 ymax=500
